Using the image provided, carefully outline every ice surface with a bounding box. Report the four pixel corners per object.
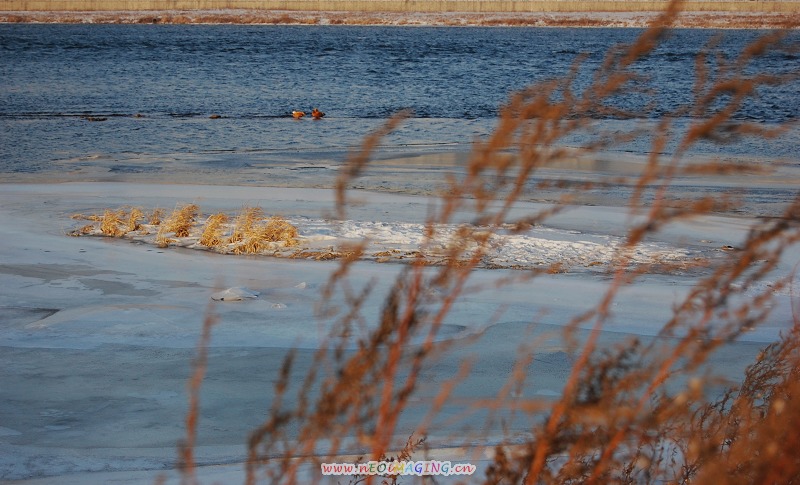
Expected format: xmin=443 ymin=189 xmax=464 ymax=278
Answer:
xmin=0 ymin=182 xmax=797 ymax=483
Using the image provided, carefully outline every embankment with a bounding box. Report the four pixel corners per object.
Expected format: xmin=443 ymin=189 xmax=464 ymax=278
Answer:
xmin=2 ymin=0 xmax=800 ymax=13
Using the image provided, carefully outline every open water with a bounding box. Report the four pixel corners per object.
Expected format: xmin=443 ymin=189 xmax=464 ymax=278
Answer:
xmin=0 ymin=24 xmax=797 ymax=179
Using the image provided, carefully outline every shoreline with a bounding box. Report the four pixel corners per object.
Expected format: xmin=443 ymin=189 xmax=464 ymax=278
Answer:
xmin=2 ymin=9 xmax=799 ymax=28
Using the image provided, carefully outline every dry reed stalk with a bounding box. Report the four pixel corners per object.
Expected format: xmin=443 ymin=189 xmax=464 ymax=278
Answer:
xmin=178 ymin=304 xmax=218 ymax=485
xmin=347 ymin=433 xmax=427 ymax=485
xmin=336 ymin=112 xmax=410 ymax=221
xmin=689 ymin=325 xmax=800 ymax=483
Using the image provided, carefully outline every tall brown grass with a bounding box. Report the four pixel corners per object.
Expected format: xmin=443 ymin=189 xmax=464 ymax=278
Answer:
xmin=178 ymin=1 xmax=800 ymax=483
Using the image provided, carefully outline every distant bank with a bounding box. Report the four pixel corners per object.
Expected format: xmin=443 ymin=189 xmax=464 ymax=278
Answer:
xmin=2 ymin=0 xmax=800 ymax=13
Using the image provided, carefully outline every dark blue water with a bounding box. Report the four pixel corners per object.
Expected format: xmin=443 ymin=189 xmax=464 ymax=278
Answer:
xmin=0 ymin=24 xmax=797 ymax=175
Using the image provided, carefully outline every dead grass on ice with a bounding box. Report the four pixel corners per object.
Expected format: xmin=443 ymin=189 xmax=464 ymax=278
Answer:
xmin=71 ymin=204 xmax=300 ymax=254
xmin=67 ymin=202 xmax=710 ymax=274
xmin=227 ymin=207 xmax=300 ymax=254
xmin=156 ymin=202 xmax=199 ymax=245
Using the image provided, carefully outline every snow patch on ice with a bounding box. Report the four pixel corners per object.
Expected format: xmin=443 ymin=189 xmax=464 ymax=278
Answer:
xmin=72 ymin=214 xmax=709 ymax=273
xmin=210 ymin=287 xmax=260 ymax=301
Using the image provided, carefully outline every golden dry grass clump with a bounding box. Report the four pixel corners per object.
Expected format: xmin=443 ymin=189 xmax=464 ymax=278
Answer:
xmin=263 ymin=216 xmax=299 ymax=246
xmin=149 ymin=208 xmax=165 ymax=225
xmin=99 ymin=209 xmax=125 ymax=237
xmin=228 ymin=206 xmax=264 ymax=246
xmin=198 ymin=212 xmax=229 ymax=248
xmin=155 ymin=203 xmax=200 ymax=247
xmin=228 ymin=209 xmax=299 ymax=254
xmin=70 ymin=206 xmax=152 ymax=237
xmin=126 ymin=207 xmax=143 ymax=232
xmin=162 ymin=203 xmax=200 ymax=238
